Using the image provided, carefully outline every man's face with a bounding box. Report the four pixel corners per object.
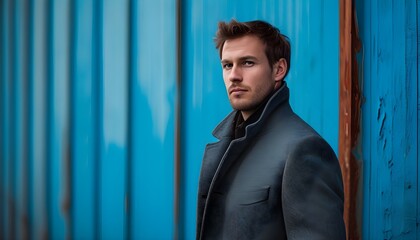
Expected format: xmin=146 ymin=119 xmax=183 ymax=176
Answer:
xmin=221 ymin=35 xmax=285 ymax=120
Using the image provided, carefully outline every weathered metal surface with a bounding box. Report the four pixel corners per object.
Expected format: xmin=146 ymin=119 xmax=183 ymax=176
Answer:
xmin=101 ymin=1 xmax=129 ymax=239
xmin=1 ymin=1 xmax=340 ymax=239
xmin=13 ymin=0 xmax=30 ymax=239
xmin=339 ymin=0 xmax=362 ymax=238
xmin=355 ymin=0 xmax=418 ymax=239
xmin=49 ymin=0 xmax=70 ymax=238
xmin=129 ymin=0 xmax=177 ymax=239
xmin=71 ymin=0 xmax=98 ymax=238
xmin=418 ymin=1 xmax=420 ymax=238
xmin=1 ymin=0 xmax=10 ymax=238
xmin=32 ymin=0 xmax=50 ymax=238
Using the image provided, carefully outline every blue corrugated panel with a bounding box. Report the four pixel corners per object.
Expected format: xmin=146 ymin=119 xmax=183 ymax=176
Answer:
xmin=27 ymin=0 xmax=35 ymax=237
xmin=10 ymin=0 xmax=19 ymax=239
xmin=12 ymin=0 xmax=28 ymax=239
xmin=0 ymin=0 xmax=4 ymax=236
xmin=1 ymin=0 xmax=11 ymax=238
xmin=32 ymin=0 xmax=49 ymax=238
xmin=418 ymin=1 xmax=420 ymax=238
xmin=1 ymin=0 xmax=340 ymax=239
xmin=130 ymin=0 xmax=177 ymax=239
xmin=10 ymin=0 xmax=18 ymax=238
xmin=356 ymin=0 xmax=418 ymax=238
xmin=71 ymin=0 xmax=98 ymax=238
xmin=101 ymin=0 xmax=129 ymax=239
xmin=49 ymin=0 xmax=70 ymax=239
xmin=181 ymin=1 xmax=339 ymax=239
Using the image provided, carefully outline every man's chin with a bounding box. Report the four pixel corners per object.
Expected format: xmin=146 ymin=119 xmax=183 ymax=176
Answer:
xmin=230 ymin=103 xmax=256 ymax=112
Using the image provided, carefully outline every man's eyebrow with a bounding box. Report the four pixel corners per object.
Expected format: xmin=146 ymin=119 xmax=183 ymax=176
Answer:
xmin=221 ymin=56 xmax=258 ymax=63
xmin=239 ymin=55 xmax=258 ymax=61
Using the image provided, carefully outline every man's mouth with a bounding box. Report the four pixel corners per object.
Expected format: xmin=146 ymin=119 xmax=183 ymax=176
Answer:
xmin=229 ymin=87 xmax=247 ymax=94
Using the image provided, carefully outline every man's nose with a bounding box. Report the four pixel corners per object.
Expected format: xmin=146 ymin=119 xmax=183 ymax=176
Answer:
xmin=229 ymin=65 xmax=242 ymax=82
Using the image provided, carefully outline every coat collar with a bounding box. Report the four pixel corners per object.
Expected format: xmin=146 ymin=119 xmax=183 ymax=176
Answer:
xmin=212 ymin=82 xmax=290 ymax=140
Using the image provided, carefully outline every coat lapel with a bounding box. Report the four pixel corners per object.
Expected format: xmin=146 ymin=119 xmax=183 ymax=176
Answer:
xmin=209 ymin=84 xmax=291 ymax=187
xmin=198 ymin=137 xmax=232 ymax=197
xmin=200 ymin=109 xmax=267 ymax=197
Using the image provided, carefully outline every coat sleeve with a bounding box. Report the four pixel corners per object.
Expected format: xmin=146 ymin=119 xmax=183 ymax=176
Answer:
xmin=282 ymin=135 xmax=346 ymax=239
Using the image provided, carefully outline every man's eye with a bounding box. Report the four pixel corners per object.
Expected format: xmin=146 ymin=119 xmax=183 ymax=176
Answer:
xmin=223 ymin=63 xmax=233 ymax=69
xmin=243 ymin=61 xmax=254 ymax=66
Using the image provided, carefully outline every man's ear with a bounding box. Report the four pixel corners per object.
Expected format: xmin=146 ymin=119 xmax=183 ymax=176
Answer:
xmin=273 ymin=58 xmax=287 ymax=89
xmin=273 ymin=58 xmax=287 ymax=81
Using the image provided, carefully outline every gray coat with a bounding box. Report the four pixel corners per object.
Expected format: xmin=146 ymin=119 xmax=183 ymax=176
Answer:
xmin=197 ymin=83 xmax=346 ymax=239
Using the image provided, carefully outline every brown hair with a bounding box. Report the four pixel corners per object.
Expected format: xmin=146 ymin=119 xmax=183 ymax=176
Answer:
xmin=215 ymin=19 xmax=291 ymax=77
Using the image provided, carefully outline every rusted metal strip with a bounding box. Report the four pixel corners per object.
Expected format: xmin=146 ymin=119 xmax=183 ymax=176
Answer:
xmin=339 ymin=0 xmax=362 ymax=239
xmin=174 ymin=0 xmax=182 ymax=239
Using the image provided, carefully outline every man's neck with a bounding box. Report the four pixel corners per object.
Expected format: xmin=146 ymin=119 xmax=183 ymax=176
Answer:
xmin=241 ymin=110 xmax=255 ymax=121
xmin=240 ymin=84 xmax=282 ymax=121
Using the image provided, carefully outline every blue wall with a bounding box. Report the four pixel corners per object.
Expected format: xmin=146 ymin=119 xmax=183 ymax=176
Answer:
xmin=0 ymin=0 xmax=339 ymax=239
xmin=355 ymin=0 xmax=419 ymax=238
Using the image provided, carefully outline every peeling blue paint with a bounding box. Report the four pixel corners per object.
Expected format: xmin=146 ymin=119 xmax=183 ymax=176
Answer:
xmin=357 ymin=0 xmax=418 ymax=239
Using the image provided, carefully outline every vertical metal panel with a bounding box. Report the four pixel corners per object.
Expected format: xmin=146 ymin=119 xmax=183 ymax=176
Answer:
xmin=0 ymin=0 xmax=4 ymax=237
xmin=13 ymin=0 xmax=28 ymax=239
xmin=130 ymin=0 xmax=177 ymax=239
xmin=402 ymin=2 xmax=418 ymax=237
xmin=27 ymin=0 xmax=35 ymax=237
xmin=356 ymin=0 xmax=418 ymax=238
xmin=418 ymin=1 xmax=420 ymax=238
xmin=101 ymin=0 xmax=128 ymax=239
xmin=181 ymin=1 xmax=339 ymax=239
xmin=9 ymin=0 xmax=18 ymax=238
xmin=283 ymin=1 xmax=340 ymax=152
xmin=46 ymin=0 xmax=54 ymax=238
xmin=91 ymin=0 xmax=102 ymax=238
xmin=1 ymin=1 xmax=342 ymax=239
xmin=339 ymin=0 xmax=362 ymax=237
xmin=71 ymin=0 xmax=97 ymax=238
xmin=181 ymin=2 xmax=231 ymax=238
xmin=31 ymin=0 xmax=49 ymax=238
xmin=1 ymin=0 xmax=11 ymax=238
xmin=22 ymin=0 xmax=31 ymax=236
xmin=14 ymin=0 xmax=30 ymax=238
xmin=50 ymin=0 xmax=70 ymax=238
xmin=127 ymin=2 xmax=135 ymax=237
xmin=9 ymin=1 xmax=22 ymax=240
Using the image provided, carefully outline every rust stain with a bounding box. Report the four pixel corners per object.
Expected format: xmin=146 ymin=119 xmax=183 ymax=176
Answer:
xmin=339 ymin=0 xmax=362 ymax=239
xmin=173 ymin=1 xmax=183 ymax=239
xmin=62 ymin=131 xmax=72 ymax=240
xmin=21 ymin=213 xmax=29 ymax=240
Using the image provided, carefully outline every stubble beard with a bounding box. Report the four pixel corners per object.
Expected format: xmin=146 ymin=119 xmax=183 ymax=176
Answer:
xmin=227 ymin=80 xmax=277 ymax=114
xmin=229 ymin=98 xmax=260 ymax=112
xmin=228 ymin=92 xmax=267 ymax=113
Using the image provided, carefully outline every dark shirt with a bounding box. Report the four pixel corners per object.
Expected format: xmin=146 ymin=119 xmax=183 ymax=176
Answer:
xmin=233 ymin=107 xmax=263 ymax=139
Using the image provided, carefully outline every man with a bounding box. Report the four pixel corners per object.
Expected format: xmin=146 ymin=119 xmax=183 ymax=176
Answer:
xmin=196 ymin=19 xmax=346 ymax=239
